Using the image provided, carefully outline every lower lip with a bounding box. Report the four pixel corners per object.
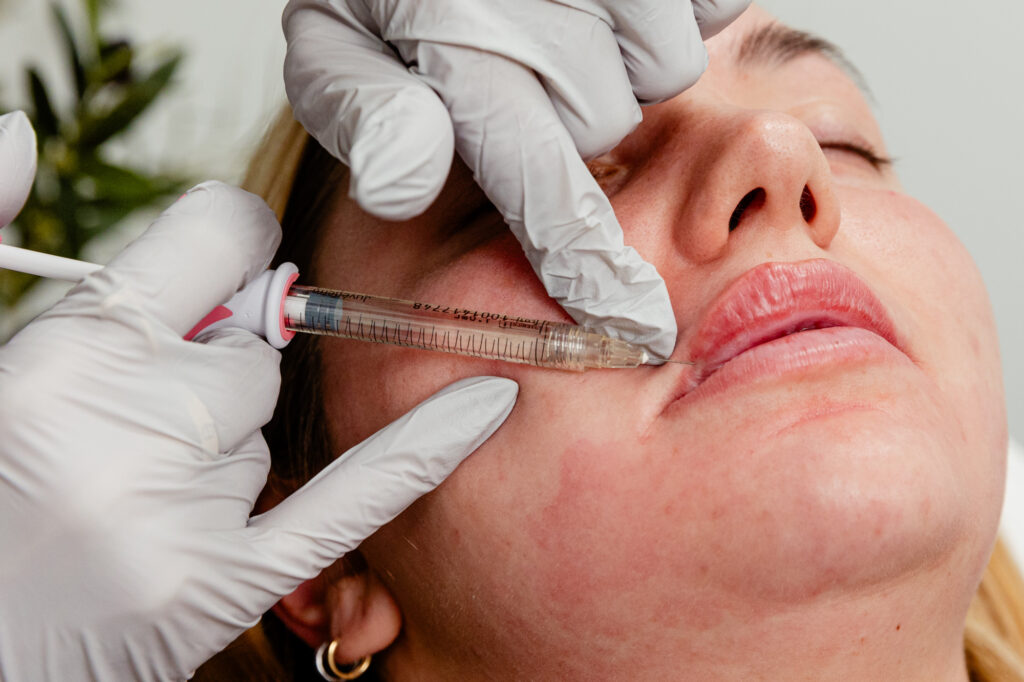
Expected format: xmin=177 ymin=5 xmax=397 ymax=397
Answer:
xmin=678 ymin=326 xmax=907 ymax=402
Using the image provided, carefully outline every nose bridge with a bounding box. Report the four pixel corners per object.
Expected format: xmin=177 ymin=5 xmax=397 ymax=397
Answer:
xmin=674 ymin=107 xmax=840 ymax=263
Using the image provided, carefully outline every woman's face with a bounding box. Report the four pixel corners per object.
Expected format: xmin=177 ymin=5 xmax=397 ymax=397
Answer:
xmin=311 ymin=5 xmax=1006 ymax=677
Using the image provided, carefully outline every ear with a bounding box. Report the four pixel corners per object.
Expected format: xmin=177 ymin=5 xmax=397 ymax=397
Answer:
xmin=273 ymin=559 xmax=402 ymax=664
xmin=273 ymin=573 xmax=331 ymax=647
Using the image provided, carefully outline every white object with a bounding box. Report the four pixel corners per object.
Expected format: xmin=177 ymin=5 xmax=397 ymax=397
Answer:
xmin=282 ymin=0 xmax=751 ymax=360
xmin=0 ymin=117 xmax=518 ymax=680
xmin=218 ymin=262 xmax=299 ymax=348
xmin=1000 ymin=437 xmax=1024 ymax=566
xmin=0 ymin=111 xmax=36 ymax=229
xmin=0 ymin=243 xmax=100 ymax=281
xmin=0 ymin=241 xmax=300 ymax=350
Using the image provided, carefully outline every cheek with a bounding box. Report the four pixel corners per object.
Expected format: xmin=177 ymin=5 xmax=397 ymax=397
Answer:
xmin=319 ymin=231 xmax=572 ymax=450
xmin=520 ymin=433 xmax=678 ymax=608
xmin=360 ymin=372 xmax=702 ymax=657
xmin=411 ymin=232 xmax=572 ymax=323
xmin=836 ymin=188 xmax=1006 ymax=454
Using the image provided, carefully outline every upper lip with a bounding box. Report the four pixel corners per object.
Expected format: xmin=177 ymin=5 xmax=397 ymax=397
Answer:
xmin=680 ymin=259 xmax=901 ymax=384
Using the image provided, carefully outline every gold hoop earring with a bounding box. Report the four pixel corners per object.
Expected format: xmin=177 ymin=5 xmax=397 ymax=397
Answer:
xmin=315 ymin=640 xmax=372 ymax=680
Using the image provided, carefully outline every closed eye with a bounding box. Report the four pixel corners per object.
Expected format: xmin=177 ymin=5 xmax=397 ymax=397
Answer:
xmin=819 ymin=141 xmax=893 ymax=171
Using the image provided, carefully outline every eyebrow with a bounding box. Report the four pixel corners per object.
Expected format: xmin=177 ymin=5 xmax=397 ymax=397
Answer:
xmin=736 ymin=23 xmax=870 ymax=95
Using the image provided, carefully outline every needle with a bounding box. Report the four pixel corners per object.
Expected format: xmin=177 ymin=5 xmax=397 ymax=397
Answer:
xmin=647 ymin=356 xmax=696 ymax=366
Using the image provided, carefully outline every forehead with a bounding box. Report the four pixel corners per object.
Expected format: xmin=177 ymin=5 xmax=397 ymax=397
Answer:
xmin=690 ymin=7 xmax=877 ymax=137
xmin=705 ymin=6 xmax=867 ymax=94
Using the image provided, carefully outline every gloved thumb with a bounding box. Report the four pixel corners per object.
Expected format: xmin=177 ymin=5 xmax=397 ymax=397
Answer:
xmin=248 ymin=376 xmax=517 ymax=578
xmin=57 ymin=181 xmax=282 ymax=338
xmin=0 ymin=111 xmax=38 ymax=229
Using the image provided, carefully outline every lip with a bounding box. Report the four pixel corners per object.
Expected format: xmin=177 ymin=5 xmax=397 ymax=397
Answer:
xmin=668 ymin=259 xmax=904 ymax=400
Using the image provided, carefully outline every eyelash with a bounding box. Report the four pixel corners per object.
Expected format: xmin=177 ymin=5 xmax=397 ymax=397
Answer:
xmin=586 ymin=141 xmax=893 ymax=185
xmin=818 ymin=141 xmax=893 ymax=170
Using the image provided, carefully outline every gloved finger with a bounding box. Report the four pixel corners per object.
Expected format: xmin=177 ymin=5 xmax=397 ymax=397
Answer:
xmin=63 ymin=181 xmax=281 ymax=338
xmin=283 ymin=0 xmax=454 ymax=220
xmin=174 ymin=431 xmax=273 ymax=530
xmin=247 ymin=376 xmax=517 ymax=575
xmin=0 ymin=111 xmax=38 ymax=229
xmin=176 ymin=327 xmax=282 ymax=456
xmin=691 ymin=0 xmax=752 ymax=39
xmin=487 ymin=7 xmax=640 ymax=159
xmin=604 ymin=2 xmax=710 ymax=104
xmin=414 ymin=43 xmax=677 ymax=359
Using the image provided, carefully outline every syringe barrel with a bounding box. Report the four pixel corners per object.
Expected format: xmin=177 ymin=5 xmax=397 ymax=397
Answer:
xmin=281 ymin=285 xmax=647 ymax=370
xmin=539 ymin=326 xmax=648 ymax=370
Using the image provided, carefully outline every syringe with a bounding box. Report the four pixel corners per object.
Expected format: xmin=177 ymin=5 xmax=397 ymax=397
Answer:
xmin=0 ymin=244 xmax=684 ymax=371
xmin=282 ymin=283 xmax=654 ymax=370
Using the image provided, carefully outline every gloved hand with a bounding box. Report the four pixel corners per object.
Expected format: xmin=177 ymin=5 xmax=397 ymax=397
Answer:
xmin=282 ymin=0 xmax=751 ymax=360
xmin=0 ymin=112 xmax=517 ymax=681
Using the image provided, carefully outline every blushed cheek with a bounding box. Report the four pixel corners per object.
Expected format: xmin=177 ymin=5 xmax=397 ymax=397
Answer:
xmin=523 ymin=438 xmax=657 ymax=625
xmin=519 ymin=434 xmax=718 ymax=632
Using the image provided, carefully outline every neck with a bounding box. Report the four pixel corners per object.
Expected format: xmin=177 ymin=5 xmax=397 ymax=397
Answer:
xmin=391 ymin=554 xmax=978 ymax=681
xmin=662 ymin=581 xmax=972 ymax=681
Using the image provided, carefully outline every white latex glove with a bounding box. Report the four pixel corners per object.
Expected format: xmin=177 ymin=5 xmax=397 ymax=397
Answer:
xmin=283 ymin=0 xmax=751 ymax=360
xmin=0 ymin=112 xmax=518 ymax=681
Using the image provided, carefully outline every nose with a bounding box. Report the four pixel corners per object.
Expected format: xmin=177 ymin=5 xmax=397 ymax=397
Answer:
xmin=673 ymin=110 xmax=840 ymax=263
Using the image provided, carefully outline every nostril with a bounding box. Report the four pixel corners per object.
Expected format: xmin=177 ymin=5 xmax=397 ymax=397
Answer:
xmin=729 ymin=188 xmax=766 ymax=232
xmin=799 ymin=185 xmax=816 ymax=223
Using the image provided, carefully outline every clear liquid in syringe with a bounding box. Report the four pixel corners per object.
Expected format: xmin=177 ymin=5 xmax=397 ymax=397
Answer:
xmin=281 ymin=285 xmax=651 ymax=371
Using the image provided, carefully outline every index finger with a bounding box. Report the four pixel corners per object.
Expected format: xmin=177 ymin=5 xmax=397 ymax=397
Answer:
xmin=415 ymin=43 xmax=677 ymax=359
xmin=605 ymin=0 xmax=751 ymax=104
xmin=283 ymin=0 xmax=455 ymax=220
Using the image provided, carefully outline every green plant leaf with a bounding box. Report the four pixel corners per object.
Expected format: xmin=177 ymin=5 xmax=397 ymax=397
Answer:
xmin=77 ymin=156 xmax=185 ymax=203
xmin=96 ymin=42 xmax=133 ymax=84
xmin=85 ymin=0 xmax=105 ymax=41
xmin=77 ymin=200 xmax=150 ymax=237
xmin=51 ymin=3 xmax=88 ymax=99
xmin=76 ymin=53 xmax=182 ymax=148
xmin=0 ymin=0 xmax=195 ymax=327
xmin=0 ymin=270 xmax=41 ymax=308
xmin=27 ymin=68 xmax=59 ymax=139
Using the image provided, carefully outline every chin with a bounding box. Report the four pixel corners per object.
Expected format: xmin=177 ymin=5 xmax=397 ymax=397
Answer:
xmin=693 ymin=402 xmax=984 ymax=607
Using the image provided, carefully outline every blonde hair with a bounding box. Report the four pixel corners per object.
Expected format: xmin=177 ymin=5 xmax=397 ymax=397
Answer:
xmin=195 ymin=108 xmax=1024 ymax=681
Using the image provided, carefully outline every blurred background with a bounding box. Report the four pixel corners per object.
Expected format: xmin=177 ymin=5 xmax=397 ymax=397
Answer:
xmin=0 ymin=0 xmax=1021 ymax=437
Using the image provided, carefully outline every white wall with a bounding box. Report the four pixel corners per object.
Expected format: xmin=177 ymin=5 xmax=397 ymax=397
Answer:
xmin=2 ymin=1 xmax=1020 ymax=437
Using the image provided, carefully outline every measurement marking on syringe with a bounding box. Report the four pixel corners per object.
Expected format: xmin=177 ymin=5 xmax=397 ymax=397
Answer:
xmin=282 ymin=286 xmax=646 ymax=369
xmin=326 ymin=311 xmax=536 ymax=364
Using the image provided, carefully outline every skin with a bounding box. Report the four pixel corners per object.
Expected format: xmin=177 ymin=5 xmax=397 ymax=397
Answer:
xmin=290 ymin=6 xmax=1007 ymax=680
